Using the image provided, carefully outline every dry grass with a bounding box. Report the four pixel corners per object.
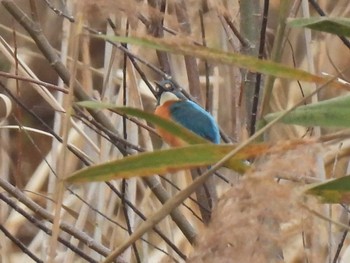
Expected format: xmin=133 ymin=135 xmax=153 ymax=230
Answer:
xmin=0 ymin=0 xmax=350 ymax=262
xmin=189 ymin=145 xmax=325 ymax=263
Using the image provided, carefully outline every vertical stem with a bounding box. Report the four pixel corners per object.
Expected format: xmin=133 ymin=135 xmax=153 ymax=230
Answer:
xmin=239 ymin=0 xmax=261 ymax=133
xmin=12 ymin=19 xmax=24 ymax=188
xmin=174 ymin=0 xmax=203 ymax=105
xmin=260 ymin=0 xmax=292 ymax=116
xmin=250 ymin=0 xmax=270 ymax=135
xmin=301 ymin=0 xmax=320 ymax=137
xmin=147 ymin=0 xmax=171 ymax=75
xmin=199 ymin=9 xmax=212 ymax=112
xmin=49 ymin=13 xmax=81 ymax=263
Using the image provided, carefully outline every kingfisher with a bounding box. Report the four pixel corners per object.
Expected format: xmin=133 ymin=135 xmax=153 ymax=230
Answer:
xmin=154 ymin=80 xmax=220 ymax=146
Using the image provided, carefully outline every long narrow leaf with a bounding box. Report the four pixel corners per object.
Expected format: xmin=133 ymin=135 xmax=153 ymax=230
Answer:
xmin=307 ymin=175 xmax=350 ymax=203
xmin=95 ymin=34 xmax=350 ymax=90
xmin=66 ymin=139 xmax=311 ymax=183
xmin=76 ymin=101 xmax=207 ymax=144
xmin=262 ymin=94 xmax=350 ymax=128
xmin=288 ymin=17 xmax=350 ymax=37
xmin=67 ymin=144 xmax=249 ymax=183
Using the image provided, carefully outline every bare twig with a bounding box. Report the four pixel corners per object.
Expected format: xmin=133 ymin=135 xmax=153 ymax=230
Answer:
xmin=0 ymin=82 xmax=91 ymax=165
xmin=120 ymin=19 xmax=141 ymax=260
xmin=308 ymin=0 xmax=350 ymax=50
xmin=222 ymin=13 xmax=250 ymax=48
xmin=142 ymin=175 xmax=197 ymax=244
xmin=260 ymin=1 xmax=291 ymax=116
xmin=0 ymin=193 xmax=98 ymax=263
xmin=2 ymin=83 xmax=175 ymax=261
xmin=332 ymin=216 xmax=350 ymax=263
xmin=42 ymin=0 xmax=75 ymax=22
xmin=86 ymin=25 xmax=162 ymax=97
xmin=107 ymin=182 xmax=187 ymax=260
xmin=174 ymin=0 xmax=203 ymax=104
xmin=199 ymin=10 xmax=212 ymax=112
xmin=0 ymin=177 xmax=112 ymax=257
xmin=250 ymin=0 xmax=269 ymax=135
xmin=0 ymin=219 xmax=44 ymax=263
xmin=2 ymin=0 xmax=129 ymax=155
xmin=147 ymin=0 xmax=171 ymax=74
xmin=0 ymin=70 xmax=68 ymax=93
xmin=239 ymin=0 xmax=261 ymax=133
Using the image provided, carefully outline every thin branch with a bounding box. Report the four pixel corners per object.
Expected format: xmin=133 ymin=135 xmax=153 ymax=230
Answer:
xmin=159 ymin=175 xmax=204 ymax=221
xmin=332 ymin=215 xmax=350 ymax=263
xmin=1 ymin=88 xmax=173 ymax=259
xmin=142 ymin=176 xmax=197 ymax=244
xmin=174 ymin=0 xmax=203 ymax=104
xmin=73 ymin=107 xmax=146 ymax=153
xmin=308 ymin=0 xmax=350 ymax=50
xmin=222 ymin=13 xmax=250 ymax=48
xmin=0 ymin=70 xmax=68 ymax=93
xmin=147 ymin=0 xmax=171 ymax=75
xmin=28 ymin=0 xmax=39 ymax=23
xmin=260 ymin=1 xmax=291 ymax=116
xmin=121 ymin=180 xmax=141 ymax=263
xmin=2 ymin=0 xmax=197 ymax=247
xmin=42 ymin=0 xmax=75 ymax=22
xmin=0 ymin=221 xmax=44 ymax=263
xmin=86 ymin=25 xmax=165 ymax=98
xmin=11 ymin=13 xmax=24 ymax=189
xmin=96 ymin=19 xmax=233 ymax=144
xmin=286 ymin=38 xmax=306 ymax=101
xmin=121 ymin=19 xmax=141 ymax=260
xmin=2 ymin=0 xmax=129 ymax=155
xmin=106 ymin=182 xmax=187 ymax=261
xmin=239 ymin=0 xmax=261 ymax=133
xmin=0 ymin=179 xmax=111 ymax=257
xmin=0 ymin=82 xmax=91 ymax=165
xmin=0 ymin=193 xmax=98 ymax=263
xmin=199 ymin=9 xmax=212 ymax=112
xmin=250 ymin=0 xmax=269 ymax=135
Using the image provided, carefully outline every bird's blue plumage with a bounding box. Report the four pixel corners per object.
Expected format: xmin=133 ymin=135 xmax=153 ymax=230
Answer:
xmin=168 ymin=100 xmax=220 ymax=144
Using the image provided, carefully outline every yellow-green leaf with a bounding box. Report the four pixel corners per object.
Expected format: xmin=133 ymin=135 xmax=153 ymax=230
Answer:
xmin=288 ymin=17 xmax=350 ymax=37
xmin=307 ymin=175 xmax=350 ymax=203
xmin=67 ymin=144 xmax=249 ymax=183
xmin=95 ymin=34 xmax=350 ymax=90
xmin=261 ymin=94 xmax=350 ymax=128
xmin=66 ymin=139 xmax=311 ymax=183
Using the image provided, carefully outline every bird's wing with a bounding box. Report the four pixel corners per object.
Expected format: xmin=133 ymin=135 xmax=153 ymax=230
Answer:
xmin=169 ymin=100 xmax=220 ymax=143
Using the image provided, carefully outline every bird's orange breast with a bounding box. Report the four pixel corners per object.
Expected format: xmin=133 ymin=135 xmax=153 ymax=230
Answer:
xmin=154 ymin=101 xmax=186 ymax=147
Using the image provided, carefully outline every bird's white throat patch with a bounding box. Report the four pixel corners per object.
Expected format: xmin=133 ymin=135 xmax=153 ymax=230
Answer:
xmin=159 ymin=91 xmax=180 ymax=105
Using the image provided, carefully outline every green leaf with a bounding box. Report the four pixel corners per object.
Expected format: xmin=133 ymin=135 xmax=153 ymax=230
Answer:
xmin=307 ymin=176 xmax=350 ymax=203
xmin=76 ymin=101 xmax=207 ymax=144
xmin=67 ymin=137 xmax=310 ymax=183
xmin=288 ymin=17 xmax=350 ymax=37
xmin=95 ymin=35 xmax=350 ymax=90
xmin=261 ymin=94 xmax=350 ymax=128
xmin=67 ymin=144 xmax=249 ymax=183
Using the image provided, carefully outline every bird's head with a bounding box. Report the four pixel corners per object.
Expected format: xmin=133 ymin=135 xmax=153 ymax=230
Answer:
xmin=155 ymin=80 xmax=186 ymax=105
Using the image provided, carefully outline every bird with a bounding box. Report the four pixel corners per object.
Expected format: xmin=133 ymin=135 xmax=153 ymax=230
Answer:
xmin=154 ymin=79 xmax=220 ymax=147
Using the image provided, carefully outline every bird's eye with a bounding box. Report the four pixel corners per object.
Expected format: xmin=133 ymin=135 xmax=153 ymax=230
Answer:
xmin=164 ymin=82 xmax=172 ymax=90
